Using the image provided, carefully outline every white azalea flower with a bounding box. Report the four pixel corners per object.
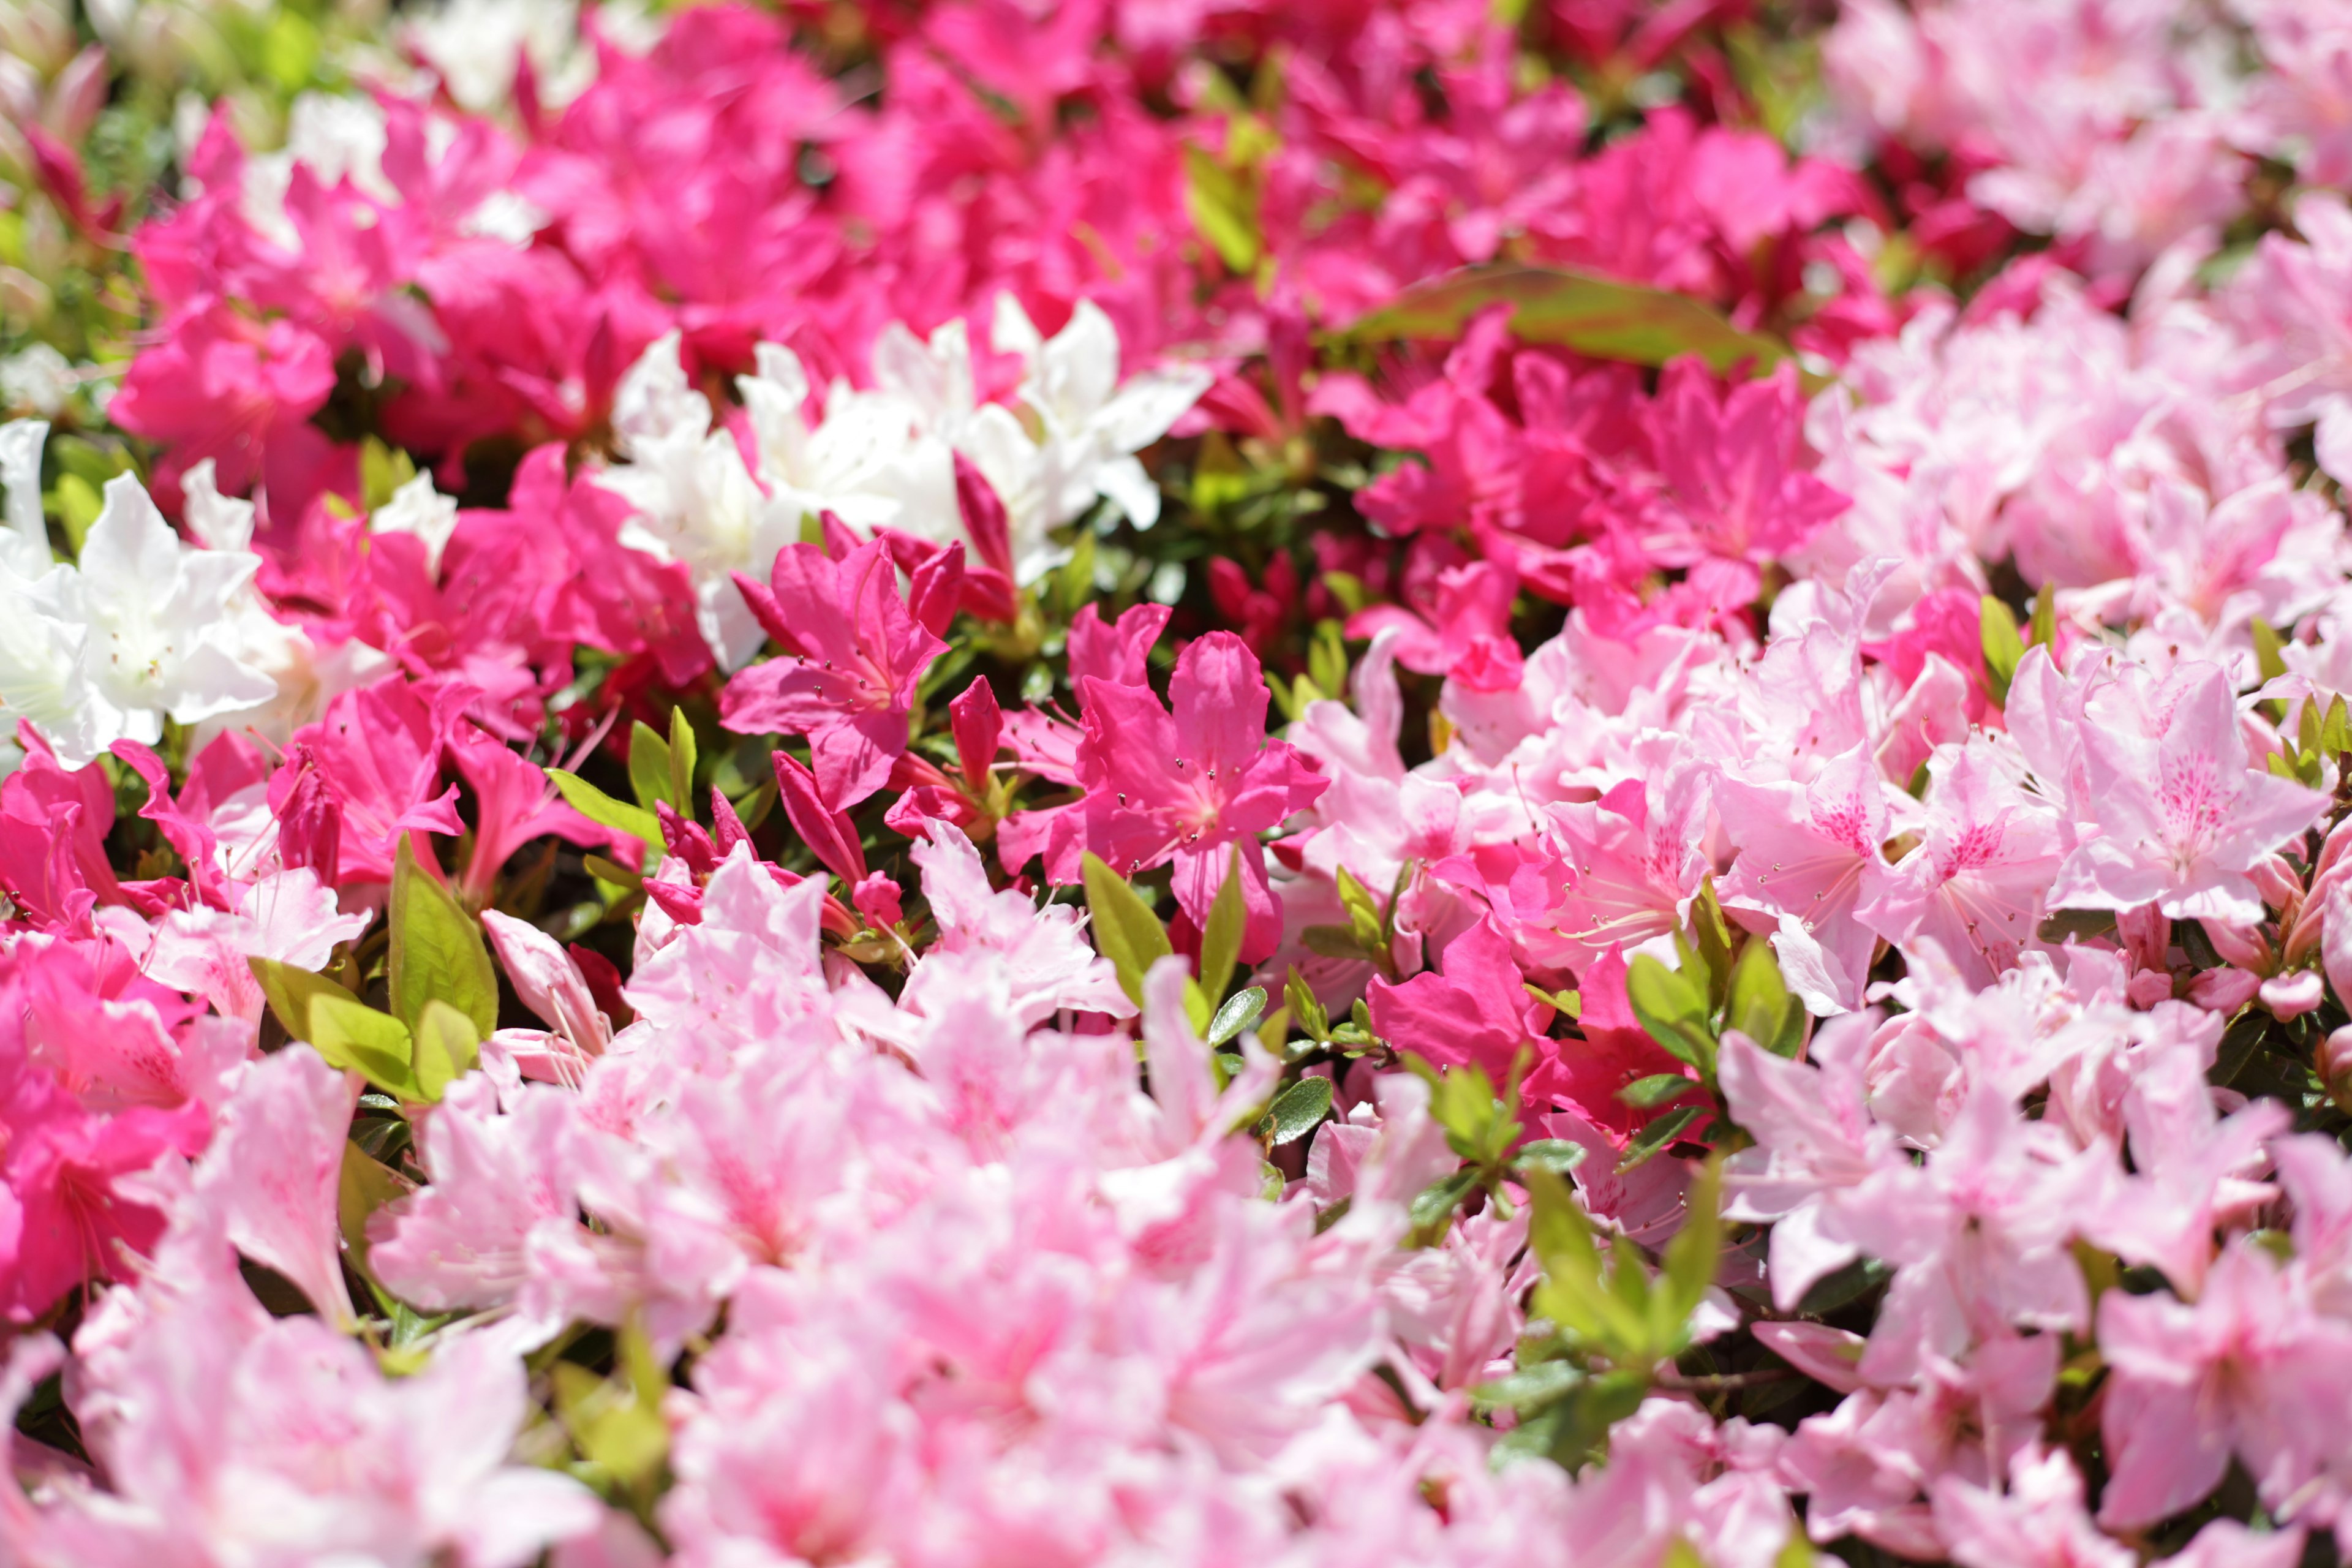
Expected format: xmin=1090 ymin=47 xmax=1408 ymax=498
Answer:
xmin=0 ymin=424 xmax=293 ymax=766
xmin=79 ymin=473 xmax=280 ymax=733
xmin=371 ymin=470 xmax=462 ymax=573
xmin=993 ymin=295 xmax=1213 ymax=536
xmin=600 ymin=333 xmax=793 ymax=671
xmin=738 ymin=341 xmax=956 ymax=541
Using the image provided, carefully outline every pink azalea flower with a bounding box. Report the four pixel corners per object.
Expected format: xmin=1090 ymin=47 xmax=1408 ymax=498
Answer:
xmin=1059 ymin=631 xmax=1327 ymax=963
xmin=721 ymin=537 xmax=948 ymax=810
xmin=1720 ymin=744 xmax=1901 ymax=1014
xmin=2049 ymin=660 xmax=2328 ymax=924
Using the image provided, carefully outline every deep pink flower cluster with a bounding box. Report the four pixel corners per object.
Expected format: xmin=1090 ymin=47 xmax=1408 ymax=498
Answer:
xmin=8 ymin=0 xmax=2352 ymax=1564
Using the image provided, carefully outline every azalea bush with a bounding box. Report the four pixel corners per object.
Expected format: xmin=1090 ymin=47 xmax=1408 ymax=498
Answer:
xmin=9 ymin=0 xmax=2352 ymax=1562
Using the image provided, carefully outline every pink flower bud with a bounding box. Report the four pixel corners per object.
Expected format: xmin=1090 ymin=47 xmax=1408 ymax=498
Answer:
xmin=2261 ymin=970 xmax=2325 ymax=1019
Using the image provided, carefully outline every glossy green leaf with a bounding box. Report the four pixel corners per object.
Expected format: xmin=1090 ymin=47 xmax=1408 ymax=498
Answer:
xmin=1512 ymin=1138 xmax=1588 ymax=1177
xmin=1208 ymin=986 xmax=1268 ymax=1047
xmin=1261 ymin=1076 xmax=1333 ymax=1146
xmin=388 ymin=838 xmax=497 ymax=1039
xmin=1082 ymin=851 xmax=1173 ymax=1008
xmin=1616 ymin=1103 xmax=1704 ymax=1173
xmin=1619 ymin=1072 xmax=1700 ymax=1109
xmin=1347 ymin=265 xmax=1795 ymax=380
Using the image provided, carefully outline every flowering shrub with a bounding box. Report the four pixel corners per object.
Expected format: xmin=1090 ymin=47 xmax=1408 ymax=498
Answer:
xmin=7 ymin=0 xmax=2352 ymax=1564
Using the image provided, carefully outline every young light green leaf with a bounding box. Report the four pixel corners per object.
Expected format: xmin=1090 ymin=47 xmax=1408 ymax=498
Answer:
xmin=2253 ymin=616 xmax=2289 ymax=682
xmin=2027 ymin=580 xmax=2056 ymax=650
xmin=249 ymin=957 xmax=364 ymax=1045
xmin=1197 ymin=845 xmax=1248 ymax=1003
xmin=1284 ymin=965 xmax=1330 ymax=1040
xmin=1525 ymin=1166 xmax=1619 ymax=1349
xmin=338 ymin=1142 xmax=413 ymax=1280
xmin=1980 ymin=595 xmax=2025 ymax=709
xmin=628 ymin=720 xmax=677 ymax=813
xmin=1207 ymin=985 xmax=1268 ymax=1047
xmin=1690 ymin=880 xmax=1733 ymax=1012
xmin=308 ymin=993 xmax=422 ymax=1099
xmin=548 ymin=768 xmax=664 ymax=856
xmin=1300 ymin=924 xmax=1373 ymax=962
xmin=1182 ymin=143 xmax=1262 ymax=274
xmin=1260 ymin=1076 xmax=1333 ymax=1146
xmin=668 ymin=706 xmax=699 ymax=813
xmin=389 ymin=838 xmax=499 ymax=1039
xmin=1624 ymin=953 xmax=1715 ymax=1074
xmin=1727 ymin=937 xmax=1806 ymax=1057
xmin=410 ymin=998 xmax=483 ymax=1102
xmin=1082 ymin=851 xmax=1172 ymax=1008
xmin=1659 ymin=1155 xmax=1724 ymax=1330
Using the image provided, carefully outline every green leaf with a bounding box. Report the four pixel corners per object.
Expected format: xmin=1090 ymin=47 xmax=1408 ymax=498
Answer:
xmin=1058 ymin=529 xmax=1099 ymax=619
xmin=1624 ymin=953 xmax=1715 ymax=1074
xmin=554 ymin=1322 xmax=669 ymax=1491
xmin=1524 ymin=1166 xmax=1611 ymax=1346
xmin=309 ymin=994 xmax=422 ymax=1100
xmin=548 ymin=768 xmax=664 ymax=856
xmin=1183 ymin=143 xmax=1262 ymax=274
xmin=1616 ymin=1104 xmax=1704 ymax=1173
xmin=1691 ymin=880 xmax=1734 ymax=1012
xmin=360 ymin=438 xmax=418 ymax=513
xmin=628 ymin=721 xmax=677 ymax=813
xmin=1261 ymin=1077 xmax=1334 ymax=1146
xmin=1511 ymin=1139 xmax=1588 ymax=1177
xmin=410 ymin=999 xmax=482 ymax=1103
xmin=1619 ymin=1072 xmax=1700 ymax=1109
xmin=1308 ymin=619 xmax=1350 ymax=708
xmin=2027 ymin=580 xmax=2056 ymax=650
xmin=1284 ymin=965 xmax=1330 ymax=1040
xmin=1727 ymin=937 xmax=1806 ymax=1057
xmin=1197 ymin=846 xmax=1248 ymax=1003
xmin=2253 ymin=616 xmax=2290 ymax=682
xmin=1470 ymin=1358 xmax=1583 ymax=1416
xmin=1348 ymin=266 xmax=1795 ymax=382
xmin=249 ymin=957 xmax=363 ymax=1044
xmin=1657 ymin=1155 xmax=1723 ymax=1336
xmin=1207 ymin=986 xmax=1268 ymax=1047
xmin=388 ymin=838 xmax=498 ymax=1039
xmin=1300 ymin=924 xmax=1373 ymax=962
xmin=1335 ymin=865 xmax=1385 ymax=954
xmin=338 ymin=1142 xmax=412 ymax=1281
xmin=668 ymin=707 xmax=699 ymax=813
xmin=1082 ymin=852 xmax=1173 ymax=1008
xmin=1408 ymin=1169 xmax=1480 ymax=1240
xmin=2326 ymin=695 xmax=2352 ymax=756
xmin=1981 ymin=595 xmax=2025 ymax=709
